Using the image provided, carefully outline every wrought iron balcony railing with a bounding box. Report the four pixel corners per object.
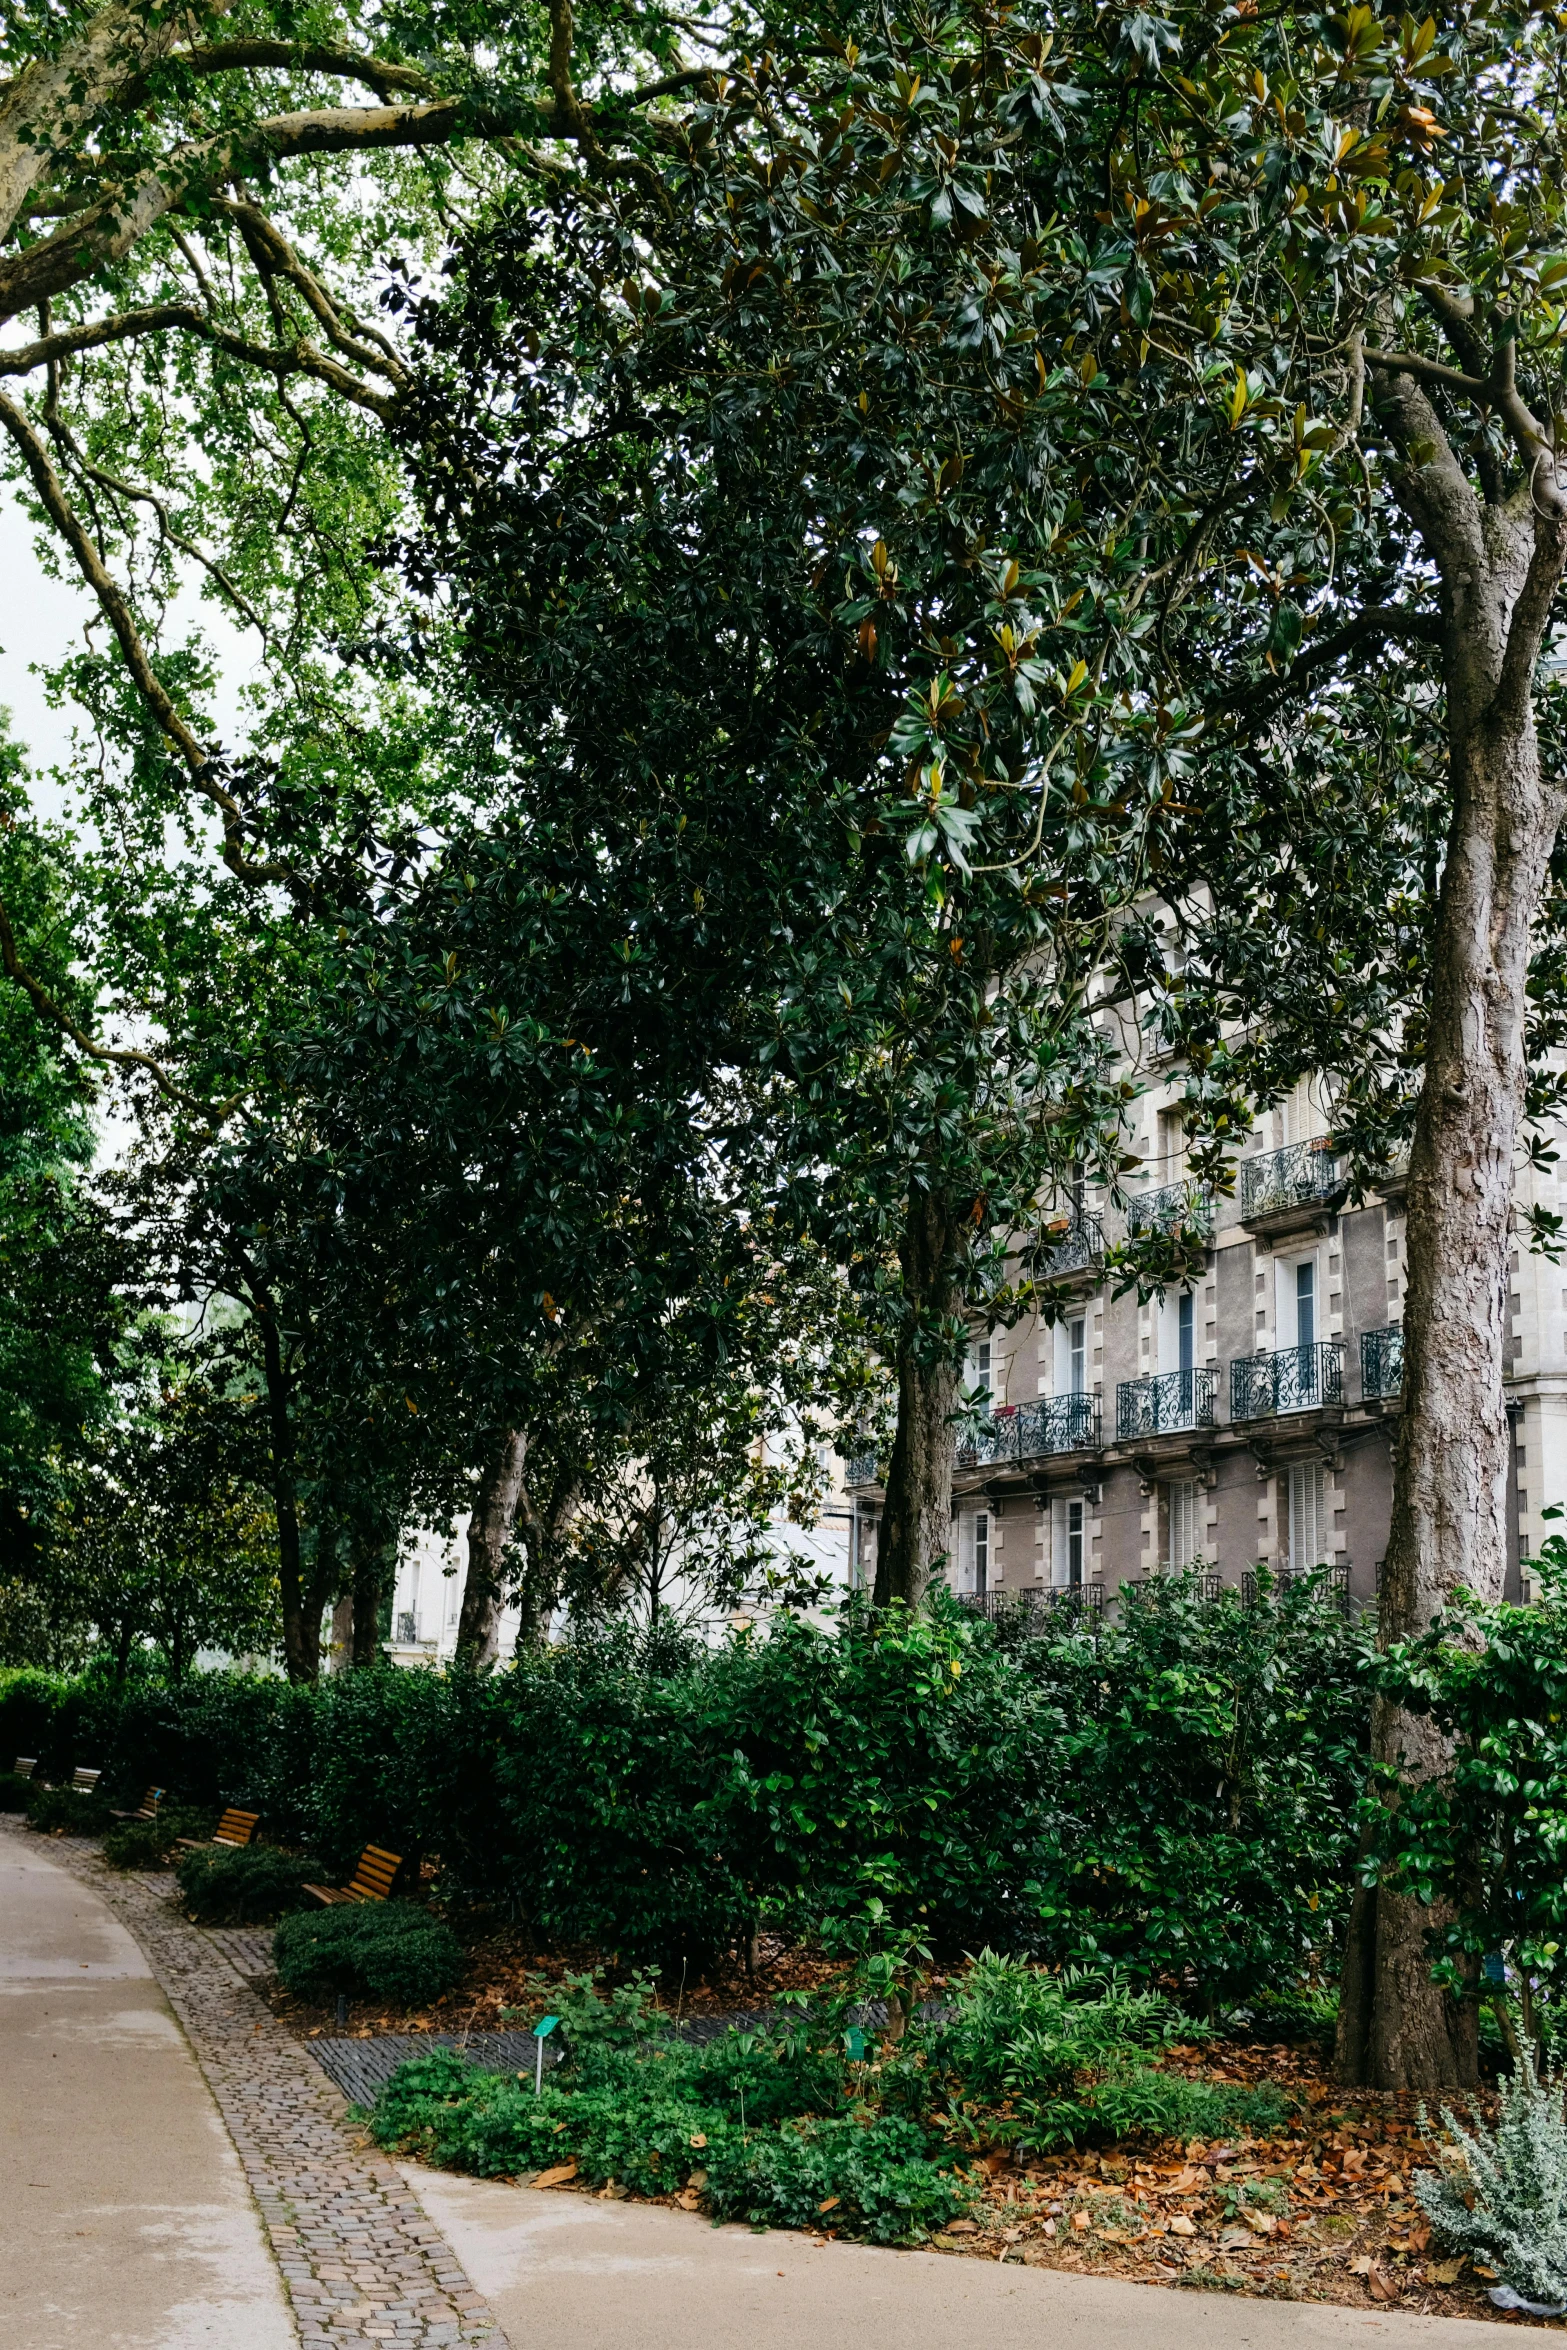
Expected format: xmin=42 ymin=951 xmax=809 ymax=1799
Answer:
xmin=1242 ymin=1563 xmax=1351 ymax=1617
xmin=957 ymin=1393 xmax=1102 ymax=1469
xmin=957 ymin=1585 xmax=1104 ymax=1624
xmin=1016 ymin=1391 xmax=1101 ymax=1458
xmin=1036 ymin=1207 xmax=1105 ymax=1281
xmin=1239 ymin=1138 xmax=1344 ymax=1222
xmin=1115 ymin=1366 xmax=1217 ymax=1442
xmin=1121 ymin=1572 xmax=1223 ymax=1605
xmin=1126 ymin=1181 xmax=1214 ymax=1245
xmin=1230 ymin=1339 xmax=1344 ymax=1421
xmin=845 ymin=1450 xmax=883 ymax=1488
xmin=1361 ymin=1324 xmax=1404 ymax=1401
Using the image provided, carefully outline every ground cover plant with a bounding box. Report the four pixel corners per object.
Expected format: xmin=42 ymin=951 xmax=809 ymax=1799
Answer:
xmin=24 ymin=1782 xmax=111 ymax=1835
xmin=101 ymin=1805 xmax=213 ymax=1871
xmin=175 ymin=1843 xmax=322 ymax=1924
xmin=274 ymin=1902 xmax=465 ymax=2007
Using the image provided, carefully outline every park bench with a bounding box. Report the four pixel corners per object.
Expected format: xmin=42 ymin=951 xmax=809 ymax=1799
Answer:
xmin=303 ymin=1845 xmax=402 ymax=1907
xmin=111 ymin=1785 xmax=165 ymax=1822
xmin=12 ymin=1757 xmax=36 ymax=1779
xmin=70 ymin=1768 xmax=101 ymax=1793
xmin=175 ymin=1806 xmax=259 ymax=1853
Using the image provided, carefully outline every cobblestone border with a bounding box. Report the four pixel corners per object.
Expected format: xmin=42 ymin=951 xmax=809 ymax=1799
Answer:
xmin=4 ymin=1823 xmax=512 ymax=2349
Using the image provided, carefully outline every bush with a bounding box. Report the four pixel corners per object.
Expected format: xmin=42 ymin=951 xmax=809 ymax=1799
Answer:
xmin=25 ymin=1782 xmax=111 ymax=1835
xmin=1418 ymin=2039 xmax=1567 ymax=2311
xmin=365 ymin=2046 xmax=975 ymax=2243
xmin=176 ymin=1843 xmax=322 ymax=1924
xmin=0 ymin=1770 xmax=31 ymax=1810
xmin=103 ymin=1817 xmax=175 ymax=1871
xmin=930 ymin=1952 xmax=1288 ymax=2152
xmin=274 ymin=1901 xmax=465 ymax=2006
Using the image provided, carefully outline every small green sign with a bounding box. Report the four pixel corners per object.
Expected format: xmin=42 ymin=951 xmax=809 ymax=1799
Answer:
xmin=536 ymin=2014 xmax=560 ymax=2038
xmin=845 ymin=2027 xmax=865 ymax=2060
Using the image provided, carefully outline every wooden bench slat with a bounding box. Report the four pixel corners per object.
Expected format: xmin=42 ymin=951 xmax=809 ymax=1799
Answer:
xmin=305 ymin=1845 xmax=403 ymax=1906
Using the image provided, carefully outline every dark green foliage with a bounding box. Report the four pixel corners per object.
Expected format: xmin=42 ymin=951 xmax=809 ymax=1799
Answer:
xmin=273 ymin=1901 xmax=465 ymax=2006
xmin=175 ymin=1844 xmax=321 ymax=1924
xmin=931 ymin=1953 xmax=1286 ymax=2153
xmin=0 ymin=1769 xmax=30 ymax=1809
xmin=366 ymin=2046 xmax=974 ymax=2243
xmin=25 ymin=1782 xmax=110 ymax=1834
xmin=0 ymin=1591 xmax=1368 ymax=2000
xmin=103 ymin=1816 xmax=175 ymax=1870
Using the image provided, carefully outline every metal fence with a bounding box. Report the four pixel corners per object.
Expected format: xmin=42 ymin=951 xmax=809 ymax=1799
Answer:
xmin=1239 ymin=1138 xmax=1344 ymax=1220
xmin=1120 ymin=1572 xmax=1223 ymax=1604
xmin=1229 ymin=1339 xmax=1344 ymax=1420
xmin=845 ymin=1450 xmax=882 ymax=1488
xmin=1125 ymin=1181 xmax=1214 ymax=1244
xmin=1036 ymin=1208 xmax=1105 ymax=1280
xmin=1241 ymin=1563 xmax=1352 ymax=1616
xmin=1361 ymin=1324 xmax=1404 ymax=1400
xmin=957 ymin=1585 xmax=1104 ymax=1624
xmin=1115 ymin=1366 xmax=1217 ymax=1441
xmin=957 ymin=1393 xmax=1101 ymax=1468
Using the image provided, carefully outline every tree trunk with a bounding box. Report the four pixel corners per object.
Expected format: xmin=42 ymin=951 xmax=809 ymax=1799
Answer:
xmin=255 ymin=1299 xmax=316 ymax=1682
xmin=456 ymin=1427 xmax=528 ymax=1671
xmin=350 ymin=1520 xmax=393 ymax=1668
xmin=874 ymin=1189 xmax=961 ymax=1608
xmin=328 ymin=1591 xmax=355 ymax=1672
xmin=1336 ymin=433 xmax=1567 ymax=2084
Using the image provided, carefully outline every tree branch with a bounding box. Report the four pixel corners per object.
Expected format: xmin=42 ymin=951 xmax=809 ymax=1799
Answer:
xmin=178 ymin=41 xmax=436 ymax=99
xmin=0 ymin=388 xmax=294 ymax=887
xmin=1217 ymin=605 xmax=1444 ymax=725
xmin=0 ymin=301 xmax=398 ymax=419
xmin=0 ymin=886 xmax=245 ymax=1121
xmin=213 ymin=196 xmax=409 ymax=388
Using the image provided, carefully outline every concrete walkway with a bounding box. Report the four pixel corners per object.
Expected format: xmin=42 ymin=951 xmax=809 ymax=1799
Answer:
xmin=406 ymin=2165 xmax=1548 ymax=2350
xmin=0 ymin=1832 xmax=294 ymax=2350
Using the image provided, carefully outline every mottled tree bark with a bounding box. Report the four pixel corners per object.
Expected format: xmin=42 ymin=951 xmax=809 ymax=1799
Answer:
xmin=874 ymin=1189 xmax=961 ymax=1608
xmin=455 ymin=1427 xmax=529 ymax=1671
xmin=1336 ymin=361 xmax=1567 ymax=2087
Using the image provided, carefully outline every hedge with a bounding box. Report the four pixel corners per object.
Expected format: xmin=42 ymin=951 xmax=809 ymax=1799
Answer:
xmin=0 ymin=1581 xmax=1369 ymax=1999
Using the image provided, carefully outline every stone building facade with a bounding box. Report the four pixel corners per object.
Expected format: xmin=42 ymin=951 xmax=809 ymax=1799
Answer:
xmin=847 ymin=1080 xmax=1567 ymax=1612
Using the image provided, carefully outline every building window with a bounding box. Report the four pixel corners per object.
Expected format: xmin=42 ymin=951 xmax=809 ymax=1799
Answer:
xmin=1052 ymin=1498 xmax=1085 ymax=1587
xmin=1069 ymin=1314 xmax=1087 ymax=1393
xmin=968 ymin=1336 xmax=993 ymax=1407
xmin=958 ymin=1509 xmax=990 ymax=1595
xmin=1177 ymin=1290 xmax=1195 ymax=1375
xmin=1295 ymin=1259 xmax=1316 ymax=1351
xmin=1158 ymin=1104 xmax=1186 ymax=1176
xmin=1167 ymin=1480 xmax=1200 ymax=1573
xmin=1286 ymin=1461 xmax=1327 ymax=1569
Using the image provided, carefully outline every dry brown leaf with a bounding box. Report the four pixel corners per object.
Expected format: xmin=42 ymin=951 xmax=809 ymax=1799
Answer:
xmin=531 ymin=2161 xmax=579 ymax=2189
xmin=1167 ymin=2216 xmax=1197 ymax=2238
xmin=1427 ymin=2258 xmax=1465 ymax=2287
xmin=1368 ymin=2268 xmax=1401 ymax=2303
xmin=818 ymin=2197 xmax=841 ymax=2214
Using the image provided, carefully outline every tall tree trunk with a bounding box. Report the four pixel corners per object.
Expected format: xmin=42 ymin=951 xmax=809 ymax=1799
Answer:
xmin=1336 ymin=418 xmax=1567 ymax=2085
xmin=255 ymin=1299 xmax=316 ymax=1682
xmin=328 ymin=1591 xmax=354 ymax=1672
xmin=874 ymin=1189 xmax=961 ymax=1608
xmin=350 ymin=1520 xmax=393 ymax=1668
xmin=456 ymin=1428 xmax=528 ymax=1671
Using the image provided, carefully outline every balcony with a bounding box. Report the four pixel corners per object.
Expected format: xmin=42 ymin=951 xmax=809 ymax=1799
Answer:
xmin=845 ymin=1450 xmax=883 ymax=1489
xmin=958 ymin=1585 xmax=1102 ymax=1625
xmin=1230 ymin=1340 xmax=1344 ymax=1421
xmin=1239 ymin=1139 xmax=1346 ymax=1238
xmin=956 ymin=1393 xmax=1102 ymax=1472
xmin=1242 ymin=1563 xmax=1351 ymax=1617
xmin=1126 ymin=1181 xmax=1214 ymax=1249
xmin=1361 ymin=1324 xmax=1404 ymax=1401
xmin=1116 ymin=1366 xmax=1217 ymax=1441
xmin=1035 ymin=1207 xmax=1104 ymax=1285
xmin=1121 ymin=1572 xmax=1222 ymax=1604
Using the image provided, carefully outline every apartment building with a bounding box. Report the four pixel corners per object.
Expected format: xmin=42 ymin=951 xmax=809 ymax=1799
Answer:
xmin=848 ymin=1083 xmax=1567 ymax=1611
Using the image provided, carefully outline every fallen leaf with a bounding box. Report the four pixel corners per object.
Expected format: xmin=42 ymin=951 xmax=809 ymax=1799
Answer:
xmin=689 ymin=2133 xmax=708 ymax=2149
xmin=1167 ymin=2216 xmax=1197 ymax=2237
xmin=943 ymin=2220 xmax=979 ymax=2236
xmin=1427 ymin=2258 xmax=1466 ymax=2287
xmin=818 ymin=2197 xmax=841 ymax=2214
xmin=1071 ymin=2211 xmax=1090 ymax=2232
xmin=1368 ymin=2268 xmax=1400 ymax=2303
xmin=1348 ymin=2255 xmax=1374 ymax=2277
xmin=531 ymin=2161 xmax=579 ymax=2189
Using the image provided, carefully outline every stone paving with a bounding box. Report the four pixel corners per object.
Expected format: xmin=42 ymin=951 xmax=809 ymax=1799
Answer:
xmin=5 ymin=1824 xmax=513 ymax=2350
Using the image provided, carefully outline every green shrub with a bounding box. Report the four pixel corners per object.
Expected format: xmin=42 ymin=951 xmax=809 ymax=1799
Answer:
xmin=176 ymin=1843 xmax=322 ymax=1924
xmin=0 ymin=1770 xmax=31 ymax=1810
xmin=1418 ymin=2039 xmax=1567 ymax=2311
xmin=274 ymin=1901 xmax=465 ymax=2006
xmin=365 ymin=2047 xmax=975 ymax=2242
xmin=25 ymin=1783 xmax=110 ymax=1835
xmin=103 ymin=1817 xmax=174 ymax=1870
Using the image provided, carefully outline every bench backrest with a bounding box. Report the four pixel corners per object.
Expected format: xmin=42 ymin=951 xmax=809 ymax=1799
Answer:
xmin=213 ymin=1807 xmax=259 ymax=1847
xmin=140 ymin=1786 xmax=164 ymax=1813
xmin=349 ymin=1845 xmax=402 ymax=1902
xmin=13 ymin=1757 xmax=35 ymax=1779
xmin=71 ymin=1767 xmax=101 ymax=1792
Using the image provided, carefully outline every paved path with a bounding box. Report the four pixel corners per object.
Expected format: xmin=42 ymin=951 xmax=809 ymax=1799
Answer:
xmin=407 ymin=2162 xmax=1547 ymax=2350
xmin=0 ymin=1825 xmax=511 ymax=2350
xmin=0 ymin=1828 xmax=294 ymax=2350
